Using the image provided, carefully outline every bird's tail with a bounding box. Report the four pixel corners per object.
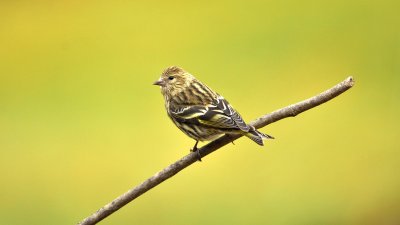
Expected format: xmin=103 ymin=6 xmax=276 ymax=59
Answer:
xmin=244 ymin=126 xmax=274 ymax=146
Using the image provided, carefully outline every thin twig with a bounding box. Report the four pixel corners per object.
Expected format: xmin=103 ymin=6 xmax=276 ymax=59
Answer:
xmin=78 ymin=76 xmax=355 ymax=225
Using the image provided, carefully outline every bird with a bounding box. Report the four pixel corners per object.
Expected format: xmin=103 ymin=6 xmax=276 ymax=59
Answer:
xmin=153 ymin=66 xmax=273 ymax=159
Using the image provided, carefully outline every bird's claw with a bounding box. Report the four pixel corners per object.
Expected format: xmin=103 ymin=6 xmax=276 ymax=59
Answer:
xmin=190 ymin=148 xmax=202 ymax=162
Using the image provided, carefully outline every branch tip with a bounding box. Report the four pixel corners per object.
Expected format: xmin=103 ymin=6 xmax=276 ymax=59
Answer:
xmin=346 ymin=76 xmax=355 ymax=86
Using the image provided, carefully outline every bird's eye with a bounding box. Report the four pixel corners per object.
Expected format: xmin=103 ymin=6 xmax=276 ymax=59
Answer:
xmin=168 ymin=76 xmax=174 ymax=80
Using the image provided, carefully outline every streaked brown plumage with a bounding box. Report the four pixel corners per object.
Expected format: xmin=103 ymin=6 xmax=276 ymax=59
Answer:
xmin=153 ymin=66 xmax=273 ymax=152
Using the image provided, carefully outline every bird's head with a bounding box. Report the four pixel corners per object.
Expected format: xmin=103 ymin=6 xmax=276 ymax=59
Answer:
xmin=153 ymin=66 xmax=195 ymax=96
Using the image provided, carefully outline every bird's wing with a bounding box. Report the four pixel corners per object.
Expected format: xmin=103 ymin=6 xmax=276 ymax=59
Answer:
xmin=169 ymin=97 xmax=250 ymax=131
xmin=212 ymin=96 xmax=250 ymax=132
xmin=169 ymin=105 xmax=209 ymax=119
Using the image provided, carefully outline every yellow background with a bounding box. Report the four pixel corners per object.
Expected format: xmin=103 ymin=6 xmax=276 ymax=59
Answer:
xmin=1 ymin=0 xmax=399 ymax=224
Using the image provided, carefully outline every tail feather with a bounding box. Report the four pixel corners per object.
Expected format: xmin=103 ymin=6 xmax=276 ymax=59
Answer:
xmin=244 ymin=126 xmax=274 ymax=146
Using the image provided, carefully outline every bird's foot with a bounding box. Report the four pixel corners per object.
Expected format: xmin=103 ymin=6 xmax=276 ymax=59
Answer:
xmin=190 ymin=148 xmax=202 ymax=162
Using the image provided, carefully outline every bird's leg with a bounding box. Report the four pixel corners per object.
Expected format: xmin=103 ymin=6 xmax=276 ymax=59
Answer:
xmin=190 ymin=141 xmax=202 ymax=162
xmin=191 ymin=140 xmax=199 ymax=152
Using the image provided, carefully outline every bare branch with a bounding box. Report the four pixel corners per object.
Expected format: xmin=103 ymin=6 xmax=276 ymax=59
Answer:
xmin=77 ymin=76 xmax=355 ymax=225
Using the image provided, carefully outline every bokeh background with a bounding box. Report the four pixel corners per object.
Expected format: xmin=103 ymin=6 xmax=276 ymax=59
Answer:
xmin=1 ymin=0 xmax=399 ymax=224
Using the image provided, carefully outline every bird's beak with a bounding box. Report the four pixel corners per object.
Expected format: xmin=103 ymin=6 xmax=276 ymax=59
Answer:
xmin=153 ymin=78 xmax=165 ymax=86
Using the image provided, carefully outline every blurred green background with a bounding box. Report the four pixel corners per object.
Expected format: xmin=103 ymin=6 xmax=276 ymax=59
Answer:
xmin=1 ymin=0 xmax=399 ymax=224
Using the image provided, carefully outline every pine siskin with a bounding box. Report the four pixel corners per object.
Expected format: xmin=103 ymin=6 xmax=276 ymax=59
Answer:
xmin=153 ymin=66 xmax=273 ymax=155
